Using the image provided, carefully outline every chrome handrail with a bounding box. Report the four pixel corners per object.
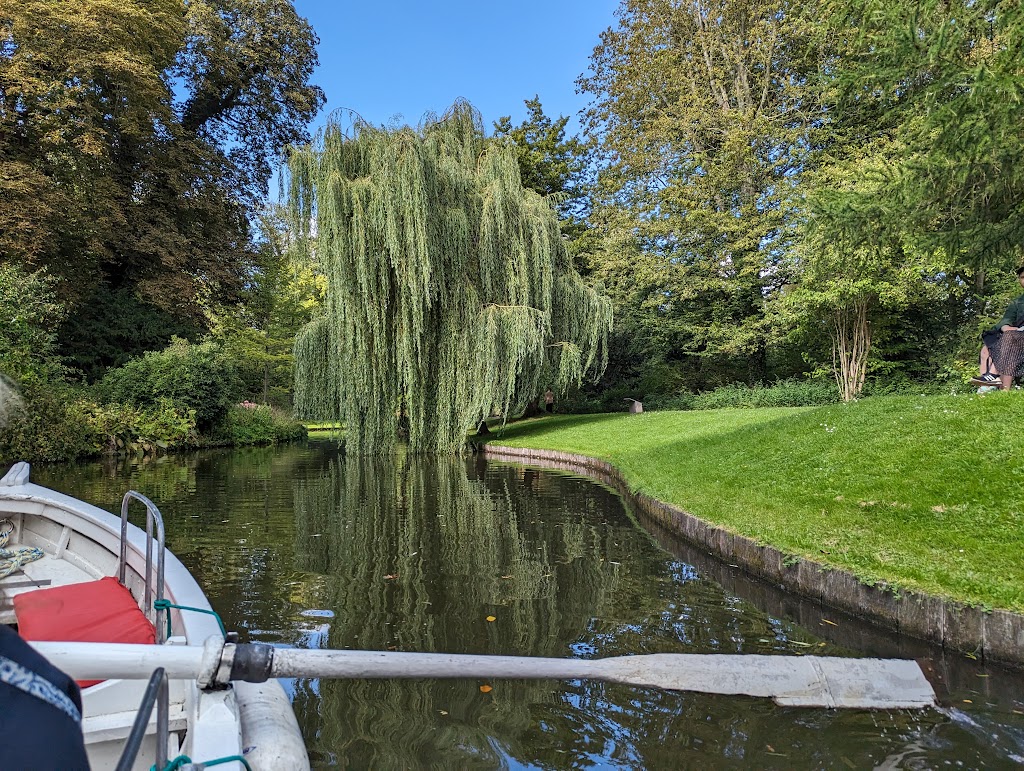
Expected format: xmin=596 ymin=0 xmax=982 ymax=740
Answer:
xmin=118 ymin=491 xmax=167 ymax=643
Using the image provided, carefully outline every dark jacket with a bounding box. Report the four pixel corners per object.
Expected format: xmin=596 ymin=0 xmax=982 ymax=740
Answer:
xmin=988 ymin=293 xmax=1024 ymax=334
xmin=0 ymin=624 xmax=89 ymax=769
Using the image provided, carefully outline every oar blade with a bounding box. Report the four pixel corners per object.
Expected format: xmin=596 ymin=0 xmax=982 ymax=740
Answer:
xmin=791 ymin=657 xmax=936 ymax=710
xmin=597 ymin=654 xmax=935 ymax=710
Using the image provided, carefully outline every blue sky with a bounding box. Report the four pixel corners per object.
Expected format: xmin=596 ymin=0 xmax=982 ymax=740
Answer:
xmin=292 ymin=0 xmax=622 ymax=137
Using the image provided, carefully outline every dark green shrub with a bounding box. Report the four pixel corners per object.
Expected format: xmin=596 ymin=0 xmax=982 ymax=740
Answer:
xmin=861 ymin=377 xmax=974 ymax=397
xmin=643 ymin=392 xmax=697 ymax=411
xmin=0 ymin=381 xmax=99 ymax=463
xmin=98 ymin=338 xmax=241 ymax=431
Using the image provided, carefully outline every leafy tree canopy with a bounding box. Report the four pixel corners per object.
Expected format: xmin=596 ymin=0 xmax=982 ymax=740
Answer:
xmin=0 ymin=0 xmax=324 ymax=369
xmin=493 ymin=96 xmax=585 ymax=201
xmin=578 ymin=0 xmax=823 ymax=386
xmin=287 ymin=102 xmax=612 ymax=454
xmin=817 ymin=0 xmax=1024 ymax=267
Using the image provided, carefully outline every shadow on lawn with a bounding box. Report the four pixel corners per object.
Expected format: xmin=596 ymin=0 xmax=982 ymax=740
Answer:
xmin=485 ymin=407 xmax=822 ymax=461
xmin=651 ymin=408 xmax=820 ymax=461
xmin=483 ymin=412 xmax=626 ymax=443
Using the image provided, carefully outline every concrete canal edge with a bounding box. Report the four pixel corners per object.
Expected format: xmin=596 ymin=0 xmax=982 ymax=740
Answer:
xmin=482 ymin=443 xmax=1024 ymax=670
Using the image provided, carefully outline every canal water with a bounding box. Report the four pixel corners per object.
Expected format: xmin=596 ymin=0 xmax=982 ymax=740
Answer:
xmin=33 ymin=437 xmax=1024 ymax=769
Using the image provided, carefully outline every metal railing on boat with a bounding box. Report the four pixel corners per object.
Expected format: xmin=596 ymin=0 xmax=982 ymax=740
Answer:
xmin=118 ymin=491 xmax=167 ymax=643
xmin=116 ymin=494 xmax=174 ymax=770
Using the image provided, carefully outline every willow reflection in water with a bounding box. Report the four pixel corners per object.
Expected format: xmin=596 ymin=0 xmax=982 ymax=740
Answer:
xmin=283 ymin=452 xmax=979 ymax=770
xmin=32 ymin=443 xmax=1024 ymax=769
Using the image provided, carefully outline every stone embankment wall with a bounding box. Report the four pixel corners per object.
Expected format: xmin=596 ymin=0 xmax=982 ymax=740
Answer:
xmin=483 ymin=444 xmax=1024 ymax=670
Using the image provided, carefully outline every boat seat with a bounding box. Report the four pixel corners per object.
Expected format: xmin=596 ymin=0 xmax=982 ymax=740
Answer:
xmin=14 ymin=576 xmax=157 ymax=687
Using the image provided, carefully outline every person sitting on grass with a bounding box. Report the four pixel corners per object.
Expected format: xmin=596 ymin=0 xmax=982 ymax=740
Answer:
xmin=975 ymin=265 xmax=1024 ymax=391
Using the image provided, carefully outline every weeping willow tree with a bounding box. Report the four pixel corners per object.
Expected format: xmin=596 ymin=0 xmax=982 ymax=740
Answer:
xmin=286 ymin=102 xmax=612 ymax=454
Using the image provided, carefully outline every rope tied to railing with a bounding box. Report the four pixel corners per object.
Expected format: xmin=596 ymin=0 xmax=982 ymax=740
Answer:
xmin=153 ymin=599 xmax=226 ymax=638
xmin=154 ymin=754 xmax=253 ymax=771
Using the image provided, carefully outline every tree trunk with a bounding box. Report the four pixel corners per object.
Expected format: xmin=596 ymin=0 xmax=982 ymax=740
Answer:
xmin=521 ymin=397 xmax=541 ymax=418
xmin=831 ymin=299 xmax=871 ymax=402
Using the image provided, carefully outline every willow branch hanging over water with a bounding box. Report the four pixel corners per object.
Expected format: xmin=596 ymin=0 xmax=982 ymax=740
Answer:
xmin=287 ymin=102 xmax=612 ymax=454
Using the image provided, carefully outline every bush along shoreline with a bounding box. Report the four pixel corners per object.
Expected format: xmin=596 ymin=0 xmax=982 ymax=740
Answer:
xmin=0 ymin=393 xmax=307 ymax=465
xmin=0 ymin=336 xmax=307 ymax=465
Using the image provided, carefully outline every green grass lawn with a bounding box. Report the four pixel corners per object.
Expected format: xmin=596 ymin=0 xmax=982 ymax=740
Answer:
xmin=485 ymin=393 xmax=1024 ymax=612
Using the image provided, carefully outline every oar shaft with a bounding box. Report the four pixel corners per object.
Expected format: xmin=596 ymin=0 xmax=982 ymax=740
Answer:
xmin=269 ymin=648 xmax=600 ymax=681
xmin=33 ymin=641 xmax=207 ymax=680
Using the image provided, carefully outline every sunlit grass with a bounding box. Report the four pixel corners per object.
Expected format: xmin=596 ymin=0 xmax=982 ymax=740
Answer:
xmin=486 ymin=394 xmax=1024 ymax=611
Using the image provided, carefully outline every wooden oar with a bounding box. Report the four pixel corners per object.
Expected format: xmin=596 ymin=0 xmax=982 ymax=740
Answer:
xmin=30 ymin=640 xmax=935 ymax=710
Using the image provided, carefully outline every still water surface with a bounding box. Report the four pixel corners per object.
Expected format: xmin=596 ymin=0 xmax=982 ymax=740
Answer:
xmin=33 ymin=438 xmax=1024 ymax=769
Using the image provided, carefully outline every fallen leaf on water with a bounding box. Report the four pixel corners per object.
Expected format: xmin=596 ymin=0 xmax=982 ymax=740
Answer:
xmin=766 ymin=745 xmax=775 ymax=753
xmin=976 ymin=674 xmax=989 ymax=678
xmin=963 ymin=699 xmax=973 ymax=704
xmin=501 ymin=575 xmax=513 ymax=579
xmin=479 ymin=685 xmax=493 ymax=693
xmin=486 ymin=615 xmax=497 ymax=622
xmin=822 ymin=619 xmax=838 ymax=626
xmin=439 ymin=710 xmax=448 ymax=716
xmin=1012 ymin=710 xmax=1024 ymax=715
xmin=384 ymin=574 xmax=398 ymax=580
xmin=790 ymin=641 xmax=812 ymax=647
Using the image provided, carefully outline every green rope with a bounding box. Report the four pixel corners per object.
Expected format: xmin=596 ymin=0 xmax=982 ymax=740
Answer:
xmin=153 ymin=599 xmax=226 ymax=638
xmin=154 ymin=755 xmax=253 ymax=771
xmin=156 ymin=756 xmax=192 ymax=771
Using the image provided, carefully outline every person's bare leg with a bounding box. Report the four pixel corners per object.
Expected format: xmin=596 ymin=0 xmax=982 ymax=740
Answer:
xmin=1000 ymin=373 xmax=1013 ymax=391
xmin=981 ymin=345 xmax=998 ymax=375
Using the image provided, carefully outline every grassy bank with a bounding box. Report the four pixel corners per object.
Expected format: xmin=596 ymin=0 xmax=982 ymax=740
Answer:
xmin=486 ymin=394 xmax=1024 ymax=612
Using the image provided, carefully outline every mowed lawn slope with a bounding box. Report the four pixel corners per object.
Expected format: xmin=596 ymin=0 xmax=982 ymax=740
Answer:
xmin=487 ymin=394 xmax=1024 ymax=612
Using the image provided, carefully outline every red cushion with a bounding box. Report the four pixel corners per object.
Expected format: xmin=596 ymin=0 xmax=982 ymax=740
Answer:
xmin=15 ymin=576 xmax=157 ymax=687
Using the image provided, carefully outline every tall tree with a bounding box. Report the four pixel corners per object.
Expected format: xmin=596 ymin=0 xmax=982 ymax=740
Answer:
xmin=493 ymin=96 xmax=585 ymax=206
xmin=0 ymin=0 xmax=324 ymax=371
xmin=578 ymin=0 xmax=822 ymax=388
xmin=494 ymin=97 xmax=599 ymax=268
xmin=817 ymin=0 xmax=1024 ymax=271
xmin=287 ymin=103 xmax=612 ymax=454
xmin=213 ymin=206 xmax=324 ymax=406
